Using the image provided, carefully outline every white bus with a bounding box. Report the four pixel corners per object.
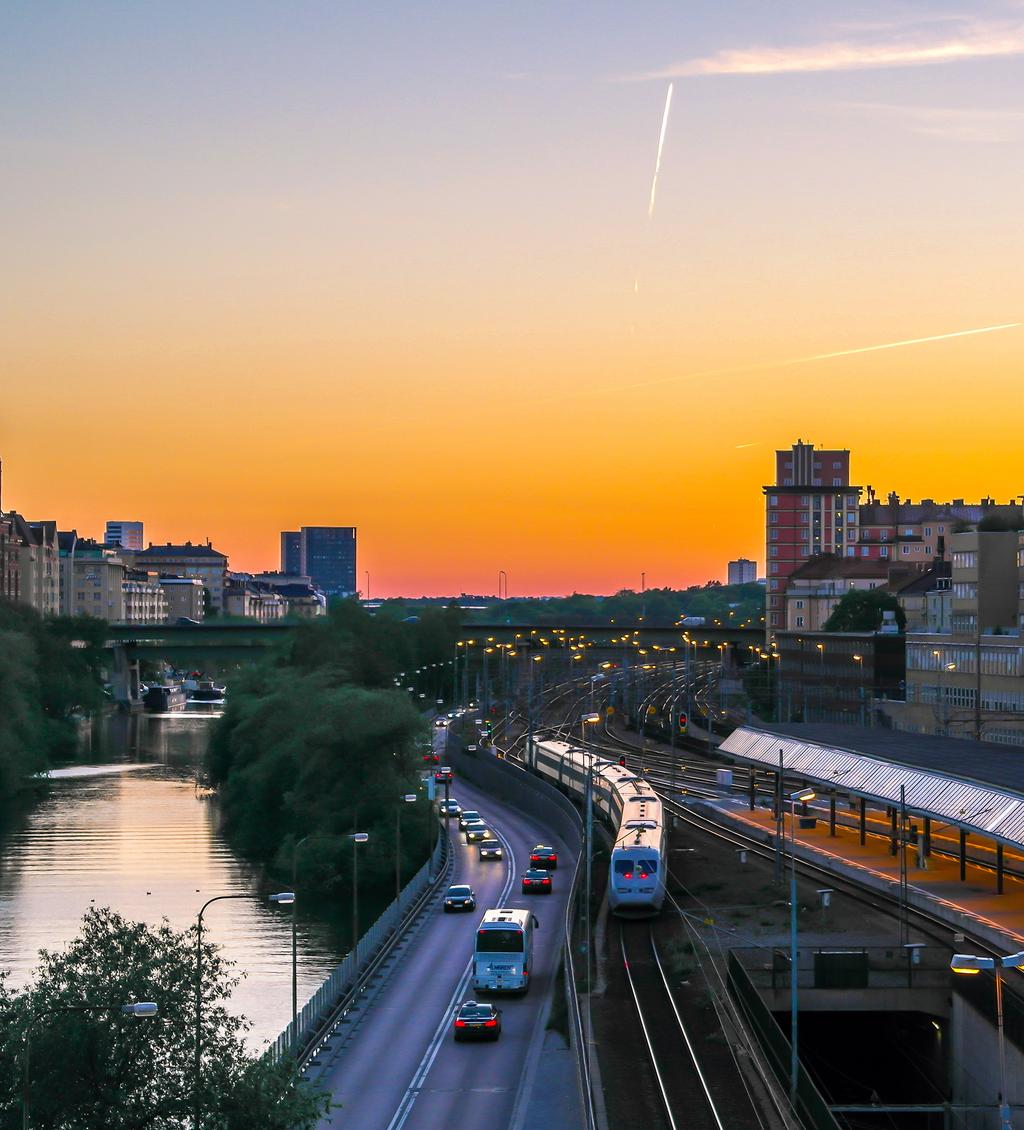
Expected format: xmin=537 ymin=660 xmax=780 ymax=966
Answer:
xmin=473 ymin=908 xmax=539 ymax=994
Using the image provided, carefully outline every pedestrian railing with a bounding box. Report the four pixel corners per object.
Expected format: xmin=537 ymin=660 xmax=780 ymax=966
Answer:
xmin=266 ymin=833 xmax=449 ymax=1067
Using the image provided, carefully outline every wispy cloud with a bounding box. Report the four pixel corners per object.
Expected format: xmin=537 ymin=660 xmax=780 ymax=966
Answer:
xmin=842 ymin=101 xmax=1024 ymax=141
xmin=632 ymin=16 xmax=1024 ymax=79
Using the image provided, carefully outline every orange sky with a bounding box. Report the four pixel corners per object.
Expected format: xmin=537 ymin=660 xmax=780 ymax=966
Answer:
xmin=3 ymin=4 xmax=1022 ymax=596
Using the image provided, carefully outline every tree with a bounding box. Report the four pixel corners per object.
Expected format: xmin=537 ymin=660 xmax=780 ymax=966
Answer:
xmin=823 ymin=589 xmax=906 ymax=633
xmin=0 ymin=906 xmax=328 ymax=1129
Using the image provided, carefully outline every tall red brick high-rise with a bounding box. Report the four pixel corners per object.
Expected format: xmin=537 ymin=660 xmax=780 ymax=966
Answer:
xmin=764 ymin=440 xmax=862 ymax=632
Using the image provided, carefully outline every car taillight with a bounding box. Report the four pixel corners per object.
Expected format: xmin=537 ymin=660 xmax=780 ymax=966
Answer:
xmin=484 ymin=1019 xmax=497 ymax=1027
xmin=640 ymin=873 xmax=648 ymax=879
xmin=455 ymin=1019 xmax=466 ymax=1027
xmin=543 ymin=879 xmax=551 ymax=884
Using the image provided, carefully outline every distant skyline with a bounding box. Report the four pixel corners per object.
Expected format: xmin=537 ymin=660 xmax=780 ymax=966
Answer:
xmin=3 ymin=3 xmax=1021 ymax=595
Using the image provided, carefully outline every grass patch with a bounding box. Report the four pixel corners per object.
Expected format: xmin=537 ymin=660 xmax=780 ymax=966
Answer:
xmin=660 ymin=938 xmax=697 ymax=981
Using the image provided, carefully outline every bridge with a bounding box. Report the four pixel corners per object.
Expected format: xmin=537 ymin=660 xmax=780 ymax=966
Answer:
xmin=460 ymin=621 xmax=765 ymax=651
xmin=105 ymin=622 xmax=298 ymax=705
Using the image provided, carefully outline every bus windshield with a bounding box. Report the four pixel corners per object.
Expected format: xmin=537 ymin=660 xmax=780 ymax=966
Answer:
xmin=476 ymin=928 xmax=524 ymax=953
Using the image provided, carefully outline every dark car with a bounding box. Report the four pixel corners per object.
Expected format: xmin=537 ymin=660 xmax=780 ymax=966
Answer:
xmin=478 ymin=838 xmax=503 ymax=860
xmin=529 ymin=845 xmax=558 ymax=870
xmin=434 ymin=766 xmax=453 ymax=783
xmin=439 ymin=799 xmax=463 ymax=818
xmin=521 ymin=868 xmax=553 ymax=894
xmin=443 ymin=884 xmax=476 ymax=913
xmin=465 ymin=824 xmax=491 ymax=843
xmin=453 ymin=1000 xmax=501 ymax=1041
xmin=458 ymin=810 xmax=482 ymax=831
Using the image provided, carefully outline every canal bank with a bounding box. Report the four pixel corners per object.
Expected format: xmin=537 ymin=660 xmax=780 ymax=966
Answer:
xmin=0 ymin=710 xmax=345 ymax=1050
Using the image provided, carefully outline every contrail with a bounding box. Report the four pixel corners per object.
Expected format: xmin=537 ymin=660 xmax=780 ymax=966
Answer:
xmin=735 ymin=442 xmax=760 ymax=449
xmin=647 ymin=82 xmax=674 ymax=218
xmin=601 ymin=321 xmax=1021 ymax=393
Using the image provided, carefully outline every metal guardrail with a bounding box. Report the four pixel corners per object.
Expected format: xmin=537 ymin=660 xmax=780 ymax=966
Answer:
xmin=727 ymin=952 xmax=841 ymax=1130
xmin=266 ymin=832 xmax=450 ymax=1067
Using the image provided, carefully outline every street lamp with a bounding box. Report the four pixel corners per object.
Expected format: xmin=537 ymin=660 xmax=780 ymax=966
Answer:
xmin=195 ymin=892 xmax=290 ymax=1126
xmin=396 ymin=794 xmax=417 ymax=907
xmin=788 ymin=786 xmax=816 ymax=1112
xmin=23 ymin=1001 xmax=159 ymax=1128
xmin=351 ymin=832 xmax=369 ymax=973
xmin=950 ymin=949 xmax=1024 ymax=1129
xmin=269 ymin=885 xmax=298 ymax=1050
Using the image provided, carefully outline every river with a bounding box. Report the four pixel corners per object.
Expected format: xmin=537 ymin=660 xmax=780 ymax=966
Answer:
xmin=0 ymin=710 xmax=343 ymax=1052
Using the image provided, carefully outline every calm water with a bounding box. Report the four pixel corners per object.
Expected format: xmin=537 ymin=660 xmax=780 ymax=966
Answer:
xmin=0 ymin=711 xmax=343 ymax=1051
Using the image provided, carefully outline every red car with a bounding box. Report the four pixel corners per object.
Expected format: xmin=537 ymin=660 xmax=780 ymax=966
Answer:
xmin=529 ymin=845 xmax=557 ymax=870
xmin=521 ymin=869 xmax=553 ymax=894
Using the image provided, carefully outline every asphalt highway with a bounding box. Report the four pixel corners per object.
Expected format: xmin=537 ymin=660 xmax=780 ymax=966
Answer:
xmin=311 ymin=746 xmax=576 ymax=1129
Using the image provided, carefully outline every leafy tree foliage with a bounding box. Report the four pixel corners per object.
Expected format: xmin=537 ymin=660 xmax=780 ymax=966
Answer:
xmin=465 ymin=583 xmax=765 ymax=629
xmin=822 ymin=589 xmax=906 ymax=633
xmin=0 ymin=601 xmax=107 ymax=799
xmin=209 ymin=600 xmax=461 ymax=894
xmin=0 ymin=906 xmax=328 ymax=1129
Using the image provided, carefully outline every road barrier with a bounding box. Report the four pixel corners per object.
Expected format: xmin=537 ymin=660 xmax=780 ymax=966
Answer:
xmin=266 ymin=833 xmax=449 ymax=1067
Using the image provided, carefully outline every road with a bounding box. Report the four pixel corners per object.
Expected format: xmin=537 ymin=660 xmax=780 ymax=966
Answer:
xmin=309 ymin=750 xmax=576 ymax=1129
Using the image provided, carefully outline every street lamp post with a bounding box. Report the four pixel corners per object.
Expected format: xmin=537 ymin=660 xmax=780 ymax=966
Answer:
xmin=23 ymin=1001 xmax=158 ymax=1129
xmin=788 ymin=786 xmax=816 ymax=1112
xmin=580 ymin=712 xmax=601 ymax=1065
xmin=196 ymin=892 xmax=292 ymax=1126
xmin=396 ymin=795 xmax=416 ymax=907
xmin=950 ymin=949 xmax=1024 ymax=1129
xmin=351 ymin=832 xmax=369 ymax=973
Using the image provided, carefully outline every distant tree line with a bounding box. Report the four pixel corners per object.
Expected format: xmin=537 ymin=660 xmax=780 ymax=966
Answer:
xmin=0 ymin=600 xmax=107 ymax=803
xmin=463 ymin=582 xmax=766 ymax=628
xmin=208 ymin=599 xmax=462 ymax=900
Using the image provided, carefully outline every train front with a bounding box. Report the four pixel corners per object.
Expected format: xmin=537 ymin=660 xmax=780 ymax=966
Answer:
xmin=607 ymin=821 xmax=666 ymax=917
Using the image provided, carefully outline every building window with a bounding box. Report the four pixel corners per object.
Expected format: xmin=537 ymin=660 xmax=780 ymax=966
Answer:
xmin=784 ymin=478 xmax=793 ymax=486
xmin=795 ymin=600 xmax=804 ymax=609
xmin=925 ymin=546 xmax=932 ymax=555
xmin=770 ymin=530 xmax=779 ymax=540
xmin=924 ymin=527 xmax=932 ymax=537
xmin=795 ymin=616 xmax=804 ymax=627
xmin=847 ymin=547 xmax=856 ymax=557
xmin=902 ymin=545 xmax=910 ymax=555
xmin=832 ymin=478 xmax=842 ymax=486
xmin=769 ymin=547 xmax=778 ymax=557
xmin=769 ymin=495 xmax=778 ymax=507
xmin=880 ymin=547 xmax=889 ymax=558
xmin=769 ymin=512 xmax=778 ymax=524
xmin=880 ymin=531 xmax=888 ymax=541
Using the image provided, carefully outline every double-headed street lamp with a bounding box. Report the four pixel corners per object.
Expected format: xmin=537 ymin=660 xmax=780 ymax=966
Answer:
xmin=23 ymin=1001 xmax=159 ymax=1128
xmin=195 ymin=891 xmax=293 ymax=1127
xmin=788 ymin=786 xmax=816 ymax=1111
xmin=950 ymin=949 xmax=1024 ymax=1129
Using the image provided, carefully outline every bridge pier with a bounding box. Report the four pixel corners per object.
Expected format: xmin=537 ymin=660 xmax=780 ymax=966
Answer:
xmin=110 ymin=644 xmax=142 ymax=710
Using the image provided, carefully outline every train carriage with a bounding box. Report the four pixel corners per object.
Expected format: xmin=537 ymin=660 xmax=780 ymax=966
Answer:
xmin=527 ymin=734 xmax=667 ymax=917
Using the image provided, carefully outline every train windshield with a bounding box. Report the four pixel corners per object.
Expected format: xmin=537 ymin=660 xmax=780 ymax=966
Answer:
xmin=477 ymin=928 xmax=524 ymax=953
xmin=637 ymin=859 xmax=658 ymax=876
xmin=614 ymin=860 xmax=634 ymax=876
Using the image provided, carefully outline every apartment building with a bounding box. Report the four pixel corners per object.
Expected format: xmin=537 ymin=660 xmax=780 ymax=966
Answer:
xmin=764 ymin=440 xmax=861 ymax=632
xmin=727 ymin=558 xmax=757 ymax=585
xmin=131 ymin=542 xmax=227 ymax=611
xmin=783 ymin=556 xmax=889 ymax=631
xmin=888 ymin=530 xmax=1024 ymax=744
xmin=159 ymin=576 xmax=205 ymax=622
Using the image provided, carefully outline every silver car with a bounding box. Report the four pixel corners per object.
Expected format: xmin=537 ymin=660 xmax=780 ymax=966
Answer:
xmin=478 ymin=839 xmax=503 ymax=861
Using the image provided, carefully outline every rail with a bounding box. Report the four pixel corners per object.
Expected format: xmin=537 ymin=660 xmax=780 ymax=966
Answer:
xmin=266 ymin=831 xmax=450 ymax=1068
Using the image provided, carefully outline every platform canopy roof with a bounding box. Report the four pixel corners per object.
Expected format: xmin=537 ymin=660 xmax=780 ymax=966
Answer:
xmin=719 ymin=724 xmax=1024 ymax=851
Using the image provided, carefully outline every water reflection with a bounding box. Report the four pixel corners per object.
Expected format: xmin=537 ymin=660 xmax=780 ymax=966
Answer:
xmin=0 ymin=713 xmax=342 ymax=1050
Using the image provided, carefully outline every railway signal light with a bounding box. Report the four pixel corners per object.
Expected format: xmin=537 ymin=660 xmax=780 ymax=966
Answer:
xmin=678 ymin=711 xmax=688 ymax=732
xmin=618 ymin=755 xmax=626 ymax=767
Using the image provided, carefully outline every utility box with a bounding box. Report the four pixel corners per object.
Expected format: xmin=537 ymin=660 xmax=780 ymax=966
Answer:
xmin=716 ymin=769 xmax=733 ymax=788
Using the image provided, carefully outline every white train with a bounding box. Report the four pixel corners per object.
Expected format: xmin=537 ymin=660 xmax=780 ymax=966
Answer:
xmin=526 ymin=734 xmax=667 ymax=917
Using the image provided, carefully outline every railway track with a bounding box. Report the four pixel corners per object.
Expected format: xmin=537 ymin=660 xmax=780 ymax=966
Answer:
xmin=617 ymin=921 xmax=740 ymax=1130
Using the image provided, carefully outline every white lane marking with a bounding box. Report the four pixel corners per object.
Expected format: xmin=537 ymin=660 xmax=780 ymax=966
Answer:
xmin=385 ymin=803 xmax=516 ymax=1130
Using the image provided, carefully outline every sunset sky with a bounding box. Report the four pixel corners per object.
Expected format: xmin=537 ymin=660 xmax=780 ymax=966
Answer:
xmin=3 ymin=2 xmax=1022 ymax=595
